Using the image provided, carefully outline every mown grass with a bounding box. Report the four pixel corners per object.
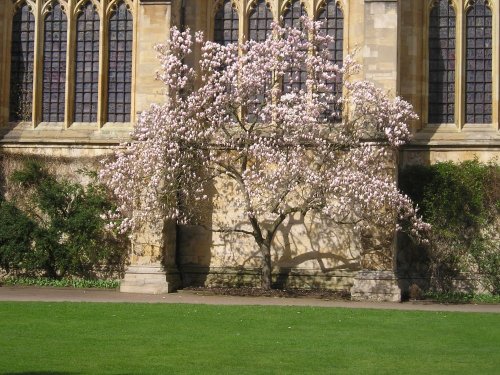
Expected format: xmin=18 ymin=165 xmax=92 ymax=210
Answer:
xmin=0 ymin=302 xmax=499 ymax=374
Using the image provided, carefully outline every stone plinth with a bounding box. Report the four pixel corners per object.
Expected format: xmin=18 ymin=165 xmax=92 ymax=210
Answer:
xmin=350 ymin=270 xmax=401 ymax=302
xmin=120 ymin=264 xmax=180 ymax=294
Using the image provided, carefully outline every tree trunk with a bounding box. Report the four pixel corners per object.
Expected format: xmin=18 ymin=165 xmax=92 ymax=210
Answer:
xmin=260 ymin=242 xmax=272 ymax=290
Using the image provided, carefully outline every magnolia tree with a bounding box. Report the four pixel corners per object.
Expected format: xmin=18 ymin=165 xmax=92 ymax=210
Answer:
xmin=100 ymin=19 xmax=430 ymax=289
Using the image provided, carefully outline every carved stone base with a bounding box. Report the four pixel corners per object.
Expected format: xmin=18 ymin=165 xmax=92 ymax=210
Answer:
xmin=350 ymin=270 xmax=401 ymax=302
xmin=120 ymin=264 xmax=181 ymax=294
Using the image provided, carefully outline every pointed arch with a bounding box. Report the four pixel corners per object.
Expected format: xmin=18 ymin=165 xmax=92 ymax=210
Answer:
xmin=214 ymin=0 xmax=239 ymax=45
xmin=282 ymin=0 xmax=307 ymax=28
xmin=248 ymin=0 xmax=273 ymax=41
xmin=41 ymin=0 xmax=69 ymax=17
xmin=74 ymin=0 xmax=102 ymax=17
xmin=11 ymin=0 xmax=35 ymax=16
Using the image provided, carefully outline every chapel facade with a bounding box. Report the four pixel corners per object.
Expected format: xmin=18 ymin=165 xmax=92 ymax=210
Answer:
xmin=0 ymin=0 xmax=499 ymax=300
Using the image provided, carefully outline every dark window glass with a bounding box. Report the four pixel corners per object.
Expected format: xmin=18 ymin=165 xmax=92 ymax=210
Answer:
xmin=214 ymin=0 xmax=238 ymax=45
xmin=249 ymin=0 xmax=272 ymax=42
xmin=74 ymin=1 xmax=99 ymax=123
xmin=9 ymin=4 xmax=35 ymax=122
xmin=428 ymin=0 xmax=455 ymax=124
xmin=283 ymin=0 xmax=307 ymax=94
xmin=283 ymin=0 xmax=306 ymax=29
xmin=42 ymin=3 xmax=67 ymax=122
xmin=247 ymin=0 xmax=272 ymax=122
xmin=107 ymin=1 xmax=132 ymax=122
xmin=466 ymin=0 xmax=492 ymax=123
xmin=318 ymin=0 xmax=343 ymax=121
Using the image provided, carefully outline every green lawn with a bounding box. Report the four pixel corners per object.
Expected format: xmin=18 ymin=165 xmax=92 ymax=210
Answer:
xmin=0 ymin=302 xmax=499 ymax=374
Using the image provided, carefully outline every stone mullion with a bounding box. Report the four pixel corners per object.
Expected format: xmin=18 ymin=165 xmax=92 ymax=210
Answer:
xmin=33 ymin=0 xmax=44 ymax=127
xmin=65 ymin=0 xmax=76 ymax=127
xmin=240 ymin=0 xmax=247 ymax=42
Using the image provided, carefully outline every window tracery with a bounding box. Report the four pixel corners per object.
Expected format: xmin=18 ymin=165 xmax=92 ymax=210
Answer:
xmin=248 ymin=0 xmax=272 ymax=42
xmin=214 ymin=0 xmax=238 ymax=45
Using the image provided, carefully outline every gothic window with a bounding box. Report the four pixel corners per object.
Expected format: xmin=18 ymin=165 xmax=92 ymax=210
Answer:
xmin=282 ymin=0 xmax=307 ymax=94
xmin=214 ymin=0 xmax=238 ymax=45
xmin=318 ymin=0 xmax=343 ymax=121
xmin=42 ymin=3 xmax=67 ymax=122
xmin=9 ymin=3 xmax=35 ymax=122
xmin=74 ymin=1 xmax=100 ymax=123
xmin=465 ymin=0 xmax=492 ymax=123
xmin=107 ymin=1 xmax=133 ymax=123
xmin=249 ymin=0 xmax=272 ymax=42
xmin=283 ymin=0 xmax=306 ymax=29
xmin=428 ymin=0 xmax=455 ymax=124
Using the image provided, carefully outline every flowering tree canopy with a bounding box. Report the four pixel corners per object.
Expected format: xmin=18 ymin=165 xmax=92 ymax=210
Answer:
xmin=100 ymin=19 xmax=430 ymax=289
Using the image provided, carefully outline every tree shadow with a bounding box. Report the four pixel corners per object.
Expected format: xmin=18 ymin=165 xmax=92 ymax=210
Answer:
xmin=176 ymin=175 xmax=372 ymax=290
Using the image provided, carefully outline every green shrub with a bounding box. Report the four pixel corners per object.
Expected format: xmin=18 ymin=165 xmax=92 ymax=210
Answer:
xmin=1 ymin=276 xmax=119 ymax=289
xmin=399 ymin=159 xmax=500 ymax=294
xmin=0 ymin=160 xmax=128 ymax=279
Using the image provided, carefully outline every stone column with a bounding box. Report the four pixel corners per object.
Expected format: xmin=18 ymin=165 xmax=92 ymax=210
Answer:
xmin=350 ymin=0 xmax=401 ymax=302
xmin=120 ymin=0 xmax=182 ymax=294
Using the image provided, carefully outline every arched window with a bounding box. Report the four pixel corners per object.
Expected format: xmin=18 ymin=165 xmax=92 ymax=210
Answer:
xmin=282 ymin=0 xmax=307 ymax=94
xmin=465 ymin=0 xmax=492 ymax=124
xmin=214 ymin=0 xmax=238 ymax=45
xmin=74 ymin=1 xmax=100 ymax=123
xmin=283 ymin=0 xmax=306 ymax=29
xmin=318 ymin=0 xmax=343 ymax=120
xmin=248 ymin=0 xmax=272 ymax=42
xmin=9 ymin=3 xmax=35 ymax=122
xmin=107 ymin=1 xmax=133 ymax=123
xmin=428 ymin=0 xmax=456 ymax=124
xmin=42 ymin=3 xmax=67 ymax=122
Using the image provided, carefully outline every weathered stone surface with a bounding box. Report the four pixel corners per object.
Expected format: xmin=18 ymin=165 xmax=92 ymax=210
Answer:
xmin=120 ymin=263 xmax=181 ymax=294
xmin=351 ymin=270 xmax=401 ymax=302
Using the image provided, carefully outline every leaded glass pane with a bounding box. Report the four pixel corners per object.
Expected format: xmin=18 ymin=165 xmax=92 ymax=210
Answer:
xmin=318 ymin=0 xmax=343 ymax=121
xmin=107 ymin=2 xmax=132 ymax=123
xmin=249 ymin=0 xmax=272 ymax=42
xmin=9 ymin=4 xmax=35 ymax=122
xmin=283 ymin=0 xmax=305 ymax=29
xmin=214 ymin=0 xmax=238 ymax=45
xmin=74 ymin=1 xmax=99 ymax=123
xmin=42 ymin=3 xmax=67 ymax=122
xmin=283 ymin=0 xmax=307 ymax=94
xmin=428 ymin=0 xmax=455 ymax=124
xmin=466 ymin=0 xmax=492 ymax=123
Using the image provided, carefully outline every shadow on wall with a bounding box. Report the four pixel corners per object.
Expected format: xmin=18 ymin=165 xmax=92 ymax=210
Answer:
xmin=175 ymin=175 xmax=399 ymax=290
